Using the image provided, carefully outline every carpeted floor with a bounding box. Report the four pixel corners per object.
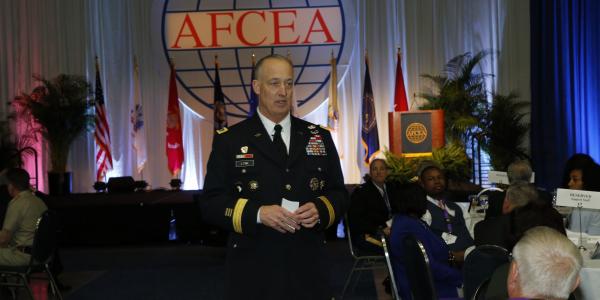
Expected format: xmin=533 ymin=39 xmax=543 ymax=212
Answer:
xmin=56 ymin=239 xmax=390 ymax=300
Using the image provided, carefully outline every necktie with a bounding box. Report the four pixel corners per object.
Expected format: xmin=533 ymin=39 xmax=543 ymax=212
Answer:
xmin=382 ymin=187 xmax=392 ymax=219
xmin=273 ymin=124 xmax=287 ymax=161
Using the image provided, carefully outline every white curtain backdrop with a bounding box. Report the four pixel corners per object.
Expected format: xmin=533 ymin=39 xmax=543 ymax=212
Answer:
xmin=0 ymin=0 xmax=530 ymax=192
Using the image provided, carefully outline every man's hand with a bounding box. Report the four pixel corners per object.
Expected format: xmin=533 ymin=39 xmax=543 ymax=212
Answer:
xmin=294 ymin=202 xmax=320 ymax=228
xmin=382 ymin=226 xmax=391 ymax=237
xmin=259 ymin=205 xmax=301 ymax=233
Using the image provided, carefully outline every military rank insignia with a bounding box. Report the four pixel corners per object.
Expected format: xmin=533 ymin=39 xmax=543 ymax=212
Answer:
xmin=306 ymin=134 xmax=327 ymax=156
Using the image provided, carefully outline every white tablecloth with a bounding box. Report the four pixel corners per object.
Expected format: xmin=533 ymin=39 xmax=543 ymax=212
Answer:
xmin=567 ymin=230 xmax=600 ymax=300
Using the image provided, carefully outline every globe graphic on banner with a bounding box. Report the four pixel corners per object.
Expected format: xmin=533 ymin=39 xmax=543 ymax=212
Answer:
xmin=162 ymin=0 xmax=348 ymax=119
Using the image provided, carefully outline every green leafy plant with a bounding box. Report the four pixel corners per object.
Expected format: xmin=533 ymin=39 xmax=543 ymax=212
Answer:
xmin=480 ymin=92 xmax=530 ymax=170
xmin=13 ymin=74 xmax=94 ymax=173
xmin=384 ymin=142 xmax=470 ymax=184
xmin=419 ymin=51 xmax=490 ymax=145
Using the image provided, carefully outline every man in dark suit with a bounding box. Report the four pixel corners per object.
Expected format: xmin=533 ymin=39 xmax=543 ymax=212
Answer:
xmin=348 ymin=158 xmax=399 ymax=255
xmin=200 ymin=54 xmax=347 ymax=300
xmin=418 ymin=161 xmax=473 ymax=256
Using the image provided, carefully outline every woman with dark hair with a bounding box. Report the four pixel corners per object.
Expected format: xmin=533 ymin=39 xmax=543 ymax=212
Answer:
xmin=567 ymin=162 xmax=600 ymax=234
xmin=560 ymin=153 xmax=596 ymax=189
xmin=389 ymin=187 xmax=462 ymax=299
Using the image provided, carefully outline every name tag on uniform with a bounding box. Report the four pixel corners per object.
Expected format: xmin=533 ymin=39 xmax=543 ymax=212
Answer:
xmin=235 ymin=160 xmax=254 ymax=168
xmin=442 ymin=232 xmax=457 ymax=245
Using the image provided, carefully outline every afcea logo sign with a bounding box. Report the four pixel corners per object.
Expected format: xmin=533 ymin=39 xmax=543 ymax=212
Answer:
xmin=161 ymin=0 xmax=351 ymax=119
xmin=166 ymin=8 xmax=341 ymax=48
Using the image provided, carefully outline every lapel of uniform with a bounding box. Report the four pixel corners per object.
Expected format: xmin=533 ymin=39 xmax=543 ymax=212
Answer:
xmin=287 ymin=117 xmax=309 ymax=167
xmin=247 ymin=115 xmax=286 ymax=168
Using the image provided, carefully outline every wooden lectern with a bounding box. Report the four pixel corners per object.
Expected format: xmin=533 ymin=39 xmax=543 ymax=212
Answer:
xmin=388 ymin=110 xmax=445 ymax=157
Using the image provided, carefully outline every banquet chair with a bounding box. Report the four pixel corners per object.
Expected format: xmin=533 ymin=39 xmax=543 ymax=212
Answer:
xmin=380 ymin=232 xmax=400 ymax=299
xmin=340 ymin=214 xmax=386 ymax=299
xmin=0 ymin=210 xmax=63 ymax=300
xmin=463 ymin=244 xmax=510 ymax=300
xmin=401 ymin=234 xmax=437 ymax=300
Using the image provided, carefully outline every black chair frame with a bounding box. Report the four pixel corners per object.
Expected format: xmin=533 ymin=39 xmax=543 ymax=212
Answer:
xmin=0 ymin=210 xmax=63 ymax=300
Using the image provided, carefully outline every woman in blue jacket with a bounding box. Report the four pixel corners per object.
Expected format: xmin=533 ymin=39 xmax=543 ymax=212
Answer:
xmin=390 ymin=187 xmax=463 ymax=299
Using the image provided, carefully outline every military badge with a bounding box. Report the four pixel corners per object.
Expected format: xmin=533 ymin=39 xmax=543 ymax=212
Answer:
xmin=308 ymin=125 xmax=316 ymax=129
xmin=320 ymin=180 xmax=326 ymax=190
xmin=236 ymin=154 xmax=254 ymax=159
xmin=249 ymin=181 xmax=259 ymax=191
xmin=309 ymin=178 xmax=320 ymax=191
xmin=241 ymin=146 xmax=248 ymax=153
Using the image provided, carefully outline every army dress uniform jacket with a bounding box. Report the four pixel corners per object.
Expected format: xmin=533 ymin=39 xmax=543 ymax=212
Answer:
xmin=200 ymin=115 xmax=347 ymax=300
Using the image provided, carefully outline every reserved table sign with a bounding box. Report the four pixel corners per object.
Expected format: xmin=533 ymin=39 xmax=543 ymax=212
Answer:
xmin=556 ymin=188 xmax=600 ymax=209
xmin=488 ymin=170 xmax=535 ymax=184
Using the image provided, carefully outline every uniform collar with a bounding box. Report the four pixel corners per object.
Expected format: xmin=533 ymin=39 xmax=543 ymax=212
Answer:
xmin=256 ymin=108 xmax=291 ymax=138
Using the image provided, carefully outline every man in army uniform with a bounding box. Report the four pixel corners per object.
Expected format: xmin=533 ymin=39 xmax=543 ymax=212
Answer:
xmin=200 ymin=54 xmax=347 ymax=300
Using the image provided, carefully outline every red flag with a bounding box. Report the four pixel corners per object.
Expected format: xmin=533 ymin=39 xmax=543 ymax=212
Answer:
xmin=394 ymin=49 xmax=409 ymax=112
xmin=166 ymin=62 xmax=184 ymax=176
xmin=94 ymin=57 xmax=113 ymax=181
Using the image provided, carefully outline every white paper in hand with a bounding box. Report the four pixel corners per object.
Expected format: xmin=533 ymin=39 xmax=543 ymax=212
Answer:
xmin=281 ymin=198 xmax=300 ymax=213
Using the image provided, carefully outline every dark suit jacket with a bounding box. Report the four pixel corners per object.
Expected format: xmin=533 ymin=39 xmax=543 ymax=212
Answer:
xmin=200 ymin=115 xmax=347 ymax=300
xmin=474 ymin=214 xmax=512 ymax=249
xmin=348 ymin=181 xmax=399 ymax=248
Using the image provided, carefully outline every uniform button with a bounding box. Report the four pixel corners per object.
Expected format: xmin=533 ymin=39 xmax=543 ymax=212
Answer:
xmin=317 ymin=167 xmax=322 ymax=172
xmin=285 ymin=184 xmax=292 ymax=191
xmin=241 ymin=169 xmax=246 ymax=174
xmin=285 ymin=168 xmax=290 ymax=173
xmin=233 ymin=243 xmax=237 ymax=248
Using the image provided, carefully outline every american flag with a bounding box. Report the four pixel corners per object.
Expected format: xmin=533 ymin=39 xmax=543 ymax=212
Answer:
xmin=94 ymin=58 xmax=113 ymax=181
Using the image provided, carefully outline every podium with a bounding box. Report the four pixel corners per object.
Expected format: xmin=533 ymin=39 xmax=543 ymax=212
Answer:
xmin=388 ymin=110 xmax=445 ymax=157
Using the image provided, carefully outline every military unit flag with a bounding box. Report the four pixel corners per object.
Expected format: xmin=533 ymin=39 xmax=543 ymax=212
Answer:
xmin=394 ymin=49 xmax=409 ymax=112
xmin=166 ymin=61 xmax=184 ymax=176
xmin=327 ymin=51 xmax=339 ymax=131
xmin=360 ymin=54 xmax=380 ymax=165
xmin=131 ymin=56 xmax=147 ymax=175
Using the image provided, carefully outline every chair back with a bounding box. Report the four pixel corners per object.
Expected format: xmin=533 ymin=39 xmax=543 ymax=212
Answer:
xmin=401 ymin=234 xmax=437 ymax=300
xmin=30 ymin=210 xmax=58 ymax=266
xmin=344 ymin=214 xmax=364 ymax=259
xmin=472 ymin=278 xmax=490 ymax=300
xmin=380 ymin=233 xmax=400 ymax=299
xmin=463 ymin=244 xmax=510 ymax=300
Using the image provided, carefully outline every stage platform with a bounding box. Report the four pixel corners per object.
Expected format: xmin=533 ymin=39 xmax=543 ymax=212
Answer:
xmin=47 ymin=189 xmax=214 ymax=246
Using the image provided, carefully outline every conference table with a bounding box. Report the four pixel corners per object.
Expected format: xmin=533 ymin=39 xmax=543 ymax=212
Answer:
xmin=565 ymin=230 xmax=600 ymax=300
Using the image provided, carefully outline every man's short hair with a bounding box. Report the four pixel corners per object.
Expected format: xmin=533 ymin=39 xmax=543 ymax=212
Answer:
xmin=369 ymin=158 xmax=388 ymax=172
xmin=506 ymin=182 xmax=537 ymax=209
xmin=512 ymin=226 xmax=582 ymax=299
xmin=5 ymin=168 xmax=30 ymax=191
xmin=254 ymin=54 xmax=293 ymax=79
xmin=417 ymin=160 xmax=443 ymax=179
xmin=507 ymin=160 xmax=533 ymax=183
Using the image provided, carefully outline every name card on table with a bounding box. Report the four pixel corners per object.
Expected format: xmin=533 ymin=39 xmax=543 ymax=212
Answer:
xmin=488 ymin=171 xmax=535 ymax=184
xmin=556 ymin=188 xmax=600 ymax=209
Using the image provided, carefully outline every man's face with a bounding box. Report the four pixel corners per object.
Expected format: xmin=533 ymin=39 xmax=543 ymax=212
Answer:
xmin=252 ymin=58 xmax=293 ymax=123
xmin=419 ymin=167 xmax=446 ymax=197
xmin=369 ymin=160 xmax=388 ymax=186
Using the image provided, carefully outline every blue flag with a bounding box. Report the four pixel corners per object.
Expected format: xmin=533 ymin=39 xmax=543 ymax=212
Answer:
xmin=360 ymin=58 xmax=380 ymax=165
xmin=248 ymin=56 xmax=258 ymax=118
xmin=214 ymin=62 xmax=227 ymax=131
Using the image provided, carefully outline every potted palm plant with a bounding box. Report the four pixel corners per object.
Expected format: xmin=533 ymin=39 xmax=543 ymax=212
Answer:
xmin=13 ymin=74 xmax=94 ymax=195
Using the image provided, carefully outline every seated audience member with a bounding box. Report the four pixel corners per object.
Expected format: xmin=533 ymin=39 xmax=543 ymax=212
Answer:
xmin=474 ymin=182 xmax=534 ymax=248
xmin=567 ymin=162 xmax=600 ymax=234
xmin=389 ymin=187 xmax=462 ymax=300
xmin=507 ymin=159 xmax=533 ymax=184
xmin=560 ymin=153 xmax=596 ymax=189
xmin=475 ymin=182 xmax=566 ymax=249
xmin=0 ymin=168 xmax=48 ymax=266
xmin=507 ymin=226 xmax=582 ymax=300
xmin=348 ymin=159 xmax=399 ymax=255
xmin=418 ymin=161 xmax=473 ymax=253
